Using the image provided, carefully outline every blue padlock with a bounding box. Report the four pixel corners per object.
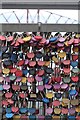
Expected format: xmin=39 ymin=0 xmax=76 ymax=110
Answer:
xmin=19 ymin=107 xmax=28 ymax=114
xmin=68 ymin=116 xmax=76 ymax=120
xmin=71 ymin=61 xmax=78 ymax=67
xmin=42 ymin=98 xmax=49 ymax=103
xmin=6 ymin=108 xmax=12 ymax=113
xmin=11 ymin=53 xmax=18 ymax=63
xmin=6 ymin=113 xmax=14 ymax=118
xmin=28 ymin=108 xmax=36 ymax=114
xmin=69 ymin=89 xmax=77 ymax=96
xmin=22 ymin=69 xmax=28 ymax=75
xmin=29 ymin=115 xmax=36 ymax=120
xmin=0 ymin=85 xmax=3 ymax=91
xmin=49 ymin=37 xmax=57 ymax=42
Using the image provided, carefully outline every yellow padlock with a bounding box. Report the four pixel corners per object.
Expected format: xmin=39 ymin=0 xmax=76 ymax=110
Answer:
xmin=23 ymin=36 xmax=31 ymax=42
xmin=46 ymin=92 xmax=54 ymax=99
xmin=21 ymin=77 xmax=27 ymax=83
xmin=3 ymin=68 xmax=10 ymax=74
xmin=58 ymin=52 xmax=66 ymax=58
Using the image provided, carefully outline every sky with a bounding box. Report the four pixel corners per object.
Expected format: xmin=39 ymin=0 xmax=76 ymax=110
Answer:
xmin=0 ymin=9 xmax=78 ymax=23
xmin=47 ymin=10 xmax=78 ymax=20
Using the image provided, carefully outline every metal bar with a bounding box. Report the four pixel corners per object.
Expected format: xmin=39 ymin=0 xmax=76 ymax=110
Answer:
xmin=65 ymin=18 xmax=70 ymax=24
xmin=13 ymin=11 xmax=21 ymax=23
xmin=45 ymin=11 xmax=61 ymax=23
xmin=72 ymin=20 xmax=78 ymax=24
xmin=37 ymin=9 xmax=39 ymax=23
xmin=56 ymin=16 xmax=62 ymax=23
xmin=27 ymin=9 xmax=29 ymax=23
xmin=45 ymin=13 xmax=52 ymax=23
xmin=1 ymin=13 xmax=9 ymax=23
xmin=0 ymin=1 xmax=79 ymax=9
xmin=7 ymin=12 xmax=13 ymax=20
xmin=0 ymin=24 xmax=79 ymax=32
xmin=46 ymin=11 xmax=63 ymax=17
